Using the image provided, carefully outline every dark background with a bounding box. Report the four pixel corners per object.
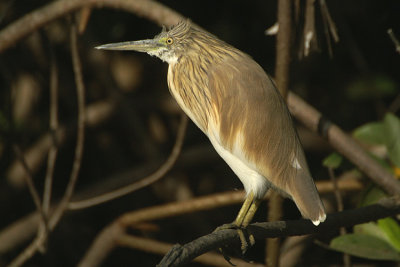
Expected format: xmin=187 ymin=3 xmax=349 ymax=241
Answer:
xmin=0 ymin=0 xmax=399 ymax=266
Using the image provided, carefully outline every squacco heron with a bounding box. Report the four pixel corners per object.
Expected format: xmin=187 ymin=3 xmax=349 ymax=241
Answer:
xmin=97 ymin=20 xmax=326 ymax=246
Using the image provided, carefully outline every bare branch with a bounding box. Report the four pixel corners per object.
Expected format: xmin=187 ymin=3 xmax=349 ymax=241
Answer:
xmin=42 ymin=47 xmax=59 ymax=216
xmin=270 ymin=0 xmax=293 ymax=264
xmin=6 ymin=21 xmax=87 ymax=267
xmin=327 ymin=167 xmax=351 ymax=266
xmin=0 ymin=0 xmax=185 ymax=54
xmin=117 ymin=234 xmax=264 ymax=267
xmin=12 ymin=145 xmax=48 ymax=236
xmin=158 ymin=196 xmax=400 ymax=267
xmin=301 ymin=0 xmax=317 ymax=57
xmin=6 ymin=101 xmax=113 ymax=187
xmin=78 ymin=178 xmax=362 ymax=266
xmin=68 ymin=113 xmax=187 ymax=210
xmin=0 ymin=175 xmax=362 ymax=255
xmin=388 ymin=28 xmax=400 ymax=54
xmin=48 ymin=21 xmax=86 ymax=227
xmin=288 ymin=92 xmax=400 ymax=195
xmin=275 ymin=0 xmax=292 ymax=99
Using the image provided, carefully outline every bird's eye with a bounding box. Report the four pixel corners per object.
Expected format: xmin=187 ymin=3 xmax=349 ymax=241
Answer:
xmin=166 ymin=38 xmax=174 ymax=45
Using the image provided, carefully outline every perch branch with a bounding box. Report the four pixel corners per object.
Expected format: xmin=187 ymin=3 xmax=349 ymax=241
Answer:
xmin=158 ymin=196 xmax=400 ymax=267
xmin=117 ymin=234 xmax=264 ymax=267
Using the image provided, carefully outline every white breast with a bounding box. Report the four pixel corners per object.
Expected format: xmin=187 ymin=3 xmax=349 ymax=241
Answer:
xmin=208 ymin=126 xmax=270 ymax=199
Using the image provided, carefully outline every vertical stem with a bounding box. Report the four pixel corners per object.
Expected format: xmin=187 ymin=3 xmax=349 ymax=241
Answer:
xmin=275 ymin=0 xmax=292 ymax=100
xmin=49 ymin=21 xmax=86 ymax=228
xmin=42 ymin=49 xmax=59 ymax=216
xmin=266 ymin=0 xmax=292 ymax=266
xmin=328 ymin=168 xmax=351 ymax=267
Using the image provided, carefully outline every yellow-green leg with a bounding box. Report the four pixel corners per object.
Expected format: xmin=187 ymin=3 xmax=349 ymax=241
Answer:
xmin=215 ymin=191 xmax=262 ymax=253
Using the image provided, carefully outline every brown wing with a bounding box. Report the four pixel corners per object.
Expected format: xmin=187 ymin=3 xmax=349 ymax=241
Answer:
xmin=207 ymin=53 xmax=326 ymax=223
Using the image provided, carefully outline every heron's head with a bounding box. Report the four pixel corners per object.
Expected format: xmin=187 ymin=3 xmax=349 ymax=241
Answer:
xmin=96 ymin=20 xmax=193 ymax=64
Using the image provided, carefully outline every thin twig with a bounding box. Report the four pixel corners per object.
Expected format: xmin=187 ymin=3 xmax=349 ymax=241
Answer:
xmin=68 ymin=114 xmax=188 ymax=210
xmin=7 ymin=21 xmax=87 ymax=267
xmin=387 ymin=28 xmax=400 ymax=54
xmin=42 ymin=47 xmax=59 ymax=216
xmin=6 ymin=101 xmax=113 ymax=187
xmin=12 ymin=145 xmax=49 ymax=235
xmin=158 ymin=196 xmax=400 ymax=267
xmin=320 ymin=0 xmax=339 ymax=57
xmin=48 ymin=21 xmax=86 ymax=227
xmin=301 ymin=0 xmax=317 ymax=58
xmin=327 ymin=167 xmax=351 ymax=267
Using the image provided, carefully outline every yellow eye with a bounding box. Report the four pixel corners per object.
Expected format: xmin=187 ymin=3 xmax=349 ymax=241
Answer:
xmin=166 ymin=37 xmax=173 ymax=45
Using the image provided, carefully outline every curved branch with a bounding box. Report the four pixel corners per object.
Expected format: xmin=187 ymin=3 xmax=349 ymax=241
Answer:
xmin=68 ymin=113 xmax=188 ymax=210
xmin=0 ymin=0 xmax=184 ymax=53
xmin=158 ymin=196 xmax=400 ymax=267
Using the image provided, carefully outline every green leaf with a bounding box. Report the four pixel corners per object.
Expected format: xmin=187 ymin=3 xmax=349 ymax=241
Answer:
xmin=353 ymin=121 xmax=386 ymax=145
xmin=359 ymin=186 xmax=387 ymax=207
xmin=322 ymin=152 xmax=343 ymax=169
xmin=378 ymin=217 xmax=400 ymax=252
xmin=330 ymin=233 xmax=400 ymax=261
xmin=354 ymin=222 xmax=389 ymax=243
xmin=383 ymin=113 xmax=400 ymax=168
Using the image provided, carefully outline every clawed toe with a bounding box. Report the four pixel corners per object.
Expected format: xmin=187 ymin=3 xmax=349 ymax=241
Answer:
xmin=214 ymin=223 xmax=255 ymax=255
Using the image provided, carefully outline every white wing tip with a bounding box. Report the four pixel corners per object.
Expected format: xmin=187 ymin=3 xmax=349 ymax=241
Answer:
xmin=311 ymin=213 xmax=327 ymax=226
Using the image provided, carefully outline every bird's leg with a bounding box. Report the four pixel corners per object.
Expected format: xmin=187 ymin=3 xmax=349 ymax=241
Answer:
xmin=233 ymin=192 xmax=262 ymax=251
xmin=215 ymin=192 xmax=261 ymax=253
xmin=240 ymin=197 xmax=262 ymax=248
xmin=233 ymin=191 xmax=255 ymax=227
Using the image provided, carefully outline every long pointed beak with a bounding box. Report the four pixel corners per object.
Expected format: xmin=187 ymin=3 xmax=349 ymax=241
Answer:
xmin=95 ymin=39 xmax=163 ymax=52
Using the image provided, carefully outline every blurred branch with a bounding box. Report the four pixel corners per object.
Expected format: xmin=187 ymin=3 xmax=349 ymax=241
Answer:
xmin=387 ymin=28 xmax=400 ymax=54
xmin=0 ymin=0 xmax=185 ymax=54
xmin=288 ymin=92 xmax=400 ymax=196
xmin=158 ymin=196 xmax=400 ymax=267
xmin=12 ymin=145 xmax=48 ymax=236
xmin=77 ymin=7 xmax=92 ymax=34
xmin=327 ymin=167 xmax=351 ymax=267
xmin=320 ymin=0 xmax=339 ymax=57
xmin=275 ymin=0 xmax=291 ymax=99
xmin=0 ymin=173 xmax=362 ymax=256
xmin=7 ymin=22 xmax=87 ymax=267
xmin=300 ymin=0 xmax=339 ymax=58
xmin=6 ymin=100 xmax=114 ymax=187
xmin=68 ymin=113 xmax=188 ymax=210
xmin=48 ymin=21 xmax=86 ymax=227
xmin=270 ymin=0 xmax=292 ymax=264
xmin=42 ymin=47 xmax=59 ymax=216
xmin=301 ymin=0 xmax=317 ymax=57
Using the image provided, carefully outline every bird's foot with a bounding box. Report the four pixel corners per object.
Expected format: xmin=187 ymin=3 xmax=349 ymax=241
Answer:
xmin=214 ymin=223 xmax=255 ymax=255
